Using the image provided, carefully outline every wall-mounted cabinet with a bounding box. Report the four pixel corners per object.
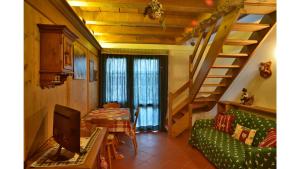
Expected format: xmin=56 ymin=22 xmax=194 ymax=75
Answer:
xmin=38 ymin=24 xmax=78 ymax=88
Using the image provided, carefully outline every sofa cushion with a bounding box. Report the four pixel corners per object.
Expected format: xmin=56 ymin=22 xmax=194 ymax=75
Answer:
xmin=227 ymin=109 xmax=276 ymax=146
xmin=214 ymin=113 xmax=235 ymax=134
xmin=232 ymin=124 xmax=257 ymax=145
xmin=258 ymin=128 xmax=276 ymax=148
xmin=190 ymin=127 xmax=251 ymax=169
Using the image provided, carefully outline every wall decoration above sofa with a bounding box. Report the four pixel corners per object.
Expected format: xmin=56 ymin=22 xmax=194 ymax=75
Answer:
xmin=73 ymin=45 xmax=87 ymax=80
xmin=259 ymin=61 xmax=272 ymax=78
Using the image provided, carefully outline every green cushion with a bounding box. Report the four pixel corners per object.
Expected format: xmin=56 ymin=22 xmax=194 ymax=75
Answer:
xmin=227 ymin=109 xmax=276 ymax=146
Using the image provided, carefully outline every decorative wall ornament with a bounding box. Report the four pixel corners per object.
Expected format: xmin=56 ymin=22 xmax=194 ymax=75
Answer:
xmin=144 ymin=0 xmax=166 ymax=29
xmin=259 ymin=61 xmax=272 ymax=78
xmin=73 ymin=45 xmax=87 ymax=80
xmin=185 ymin=0 xmax=245 ymax=38
xmin=240 ymin=88 xmax=254 ymax=105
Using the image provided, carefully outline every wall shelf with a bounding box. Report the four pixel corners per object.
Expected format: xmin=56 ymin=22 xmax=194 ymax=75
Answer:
xmin=218 ymin=101 xmax=276 ymax=118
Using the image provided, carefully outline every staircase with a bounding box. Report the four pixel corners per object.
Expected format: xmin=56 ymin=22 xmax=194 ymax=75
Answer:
xmin=168 ymin=0 xmax=276 ymax=137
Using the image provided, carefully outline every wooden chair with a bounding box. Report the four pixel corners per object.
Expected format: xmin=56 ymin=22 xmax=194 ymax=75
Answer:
xmin=130 ymin=106 xmax=140 ymax=155
xmin=105 ymin=134 xmax=119 ymax=169
xmin=103 ymin=102 xmax=121 ymax=108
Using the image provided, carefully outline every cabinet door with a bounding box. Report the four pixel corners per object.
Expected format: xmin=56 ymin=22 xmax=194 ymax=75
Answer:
xmin=63 ymin=36 xmax=73 ymax=71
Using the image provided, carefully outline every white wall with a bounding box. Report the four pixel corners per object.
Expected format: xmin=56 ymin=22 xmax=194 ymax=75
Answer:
xmin=193 ymin=25 xmax=277 ymax=122
xmin=168 ymin=48 xmax=193 ymax=92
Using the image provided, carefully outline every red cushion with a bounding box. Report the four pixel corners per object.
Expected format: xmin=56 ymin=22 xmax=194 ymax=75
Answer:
xmin=258 ymin=128 xmax=276 ymax=148
xmin=214 ymin=113 xmax=235 ymax=134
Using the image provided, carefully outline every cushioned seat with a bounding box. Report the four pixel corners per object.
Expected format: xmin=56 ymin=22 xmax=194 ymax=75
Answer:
xmin=192 ymin=128 xmax=249 ymax=169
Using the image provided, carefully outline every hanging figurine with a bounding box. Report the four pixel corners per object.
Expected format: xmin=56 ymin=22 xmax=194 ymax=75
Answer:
xmin=259 ymin=61 xmax=272 ymax=78
xmin=240 ymin=88 xmax=254 ymax=105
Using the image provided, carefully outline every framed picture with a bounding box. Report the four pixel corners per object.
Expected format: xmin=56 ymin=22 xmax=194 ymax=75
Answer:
xmin=73 ymin=45 xmax=87 ymax=79
xmin=89 ymin=60 xmax=94 ymax=82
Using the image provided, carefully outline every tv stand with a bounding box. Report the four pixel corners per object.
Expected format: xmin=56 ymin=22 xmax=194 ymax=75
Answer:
xmin=25 ymin=127 xmax=107 ymax=169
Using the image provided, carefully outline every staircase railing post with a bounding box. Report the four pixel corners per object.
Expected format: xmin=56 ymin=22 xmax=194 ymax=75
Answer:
xmin=168 ymin=92 xmax=173 ymax=137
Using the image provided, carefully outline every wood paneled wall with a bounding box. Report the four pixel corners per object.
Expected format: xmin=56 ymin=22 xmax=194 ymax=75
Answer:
xmin=24 ymin=0 xmax=99 ymax=160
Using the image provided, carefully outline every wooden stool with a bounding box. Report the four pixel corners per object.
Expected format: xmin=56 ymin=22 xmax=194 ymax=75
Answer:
xmin=105 ymin=134 xmax=124 ymax=169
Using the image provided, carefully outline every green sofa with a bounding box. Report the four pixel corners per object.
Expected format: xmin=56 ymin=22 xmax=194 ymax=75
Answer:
xmin=189 ymin=109 xmax=276 ymax=169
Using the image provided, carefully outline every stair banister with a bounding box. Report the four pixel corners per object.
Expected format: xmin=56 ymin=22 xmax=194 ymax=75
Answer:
xmin=190 ymin=9 xmax=241 ymax=101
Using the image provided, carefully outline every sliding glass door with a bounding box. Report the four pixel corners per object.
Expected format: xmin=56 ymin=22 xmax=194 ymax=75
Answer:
xmin=101 ymin=55 xmax=168 ymax=131
xmin=134 ymin=58 xmax=159 ymax=130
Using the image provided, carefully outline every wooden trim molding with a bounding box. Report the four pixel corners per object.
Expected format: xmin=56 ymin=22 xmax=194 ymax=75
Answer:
xmin=101 ymin=48 xmax=169 ymax=55
xmin=218 ymin=101 xmax=276 ymax=118
xmin=49 ymin=0 xmax=101 ymax=50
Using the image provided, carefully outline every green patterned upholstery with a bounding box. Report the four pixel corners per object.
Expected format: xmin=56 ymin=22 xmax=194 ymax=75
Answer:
xmin=189 ymin=109 xmax=276 ymax=169
xmin=245 ymin=147 xmax=276 ymax=169
xmin=190 ymin=127 xmax=249 ymax=169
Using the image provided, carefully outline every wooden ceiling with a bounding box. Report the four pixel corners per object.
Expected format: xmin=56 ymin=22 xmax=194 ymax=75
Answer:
xmin=67 ymin=0 xmax=215 ymax=45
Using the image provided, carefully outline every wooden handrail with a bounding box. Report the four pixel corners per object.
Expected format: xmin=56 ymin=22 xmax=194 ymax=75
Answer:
xmin=190 ymin=32 xmax=204 ymax=62
xmin=190 ymin=9 xmax=241 ymax=100
xmin=191 ymin=22 xmax=217 ymax=77
xmin=171 ymin=81 xmax=190 ymax=99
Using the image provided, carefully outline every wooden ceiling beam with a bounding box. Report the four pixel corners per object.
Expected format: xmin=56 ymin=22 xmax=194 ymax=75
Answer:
xmin=96 ymin=34 xmax=176 ymax=44
xmin=85 ymin=20 xmax=186 ymax=28
xmin=67 ymin=0 xmax=214 ymax=13
xmin=87 ymin=25 xmax=184 ymax=36
xmin=77 ymin=11 xmax=197 ymax=28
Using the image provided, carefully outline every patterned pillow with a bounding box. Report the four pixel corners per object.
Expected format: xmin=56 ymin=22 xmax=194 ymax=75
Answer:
xmin=214 ymin=113 xmax=235 ymax=134
xmin=232 ymin=124 xmax=257 ymax=145
xmin=258 ymin=128 xmax=276 ymax=148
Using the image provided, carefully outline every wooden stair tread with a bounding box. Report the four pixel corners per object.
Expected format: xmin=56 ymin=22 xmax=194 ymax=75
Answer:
xmin=194 ymin=97 xmax=217 ymax=102
xmin=198 ymin=91 xmax=222 ymax=95
xmin=218 ymin=53 xmax=248 ymax=58
xmin=241 ymin=5 xmax=276 ymax=15
xmin=232 ymin=23 xmax=270 ymax=32
xmin=190 ymin=103 xmax=208 ymax=109
xmin=206 ymin=75 xmax=233 ymax=78
xmin=224 ymin=39 xmax=258 ymax=46
xmin=211 ymin=65 xmax=240 ymax=69
xmin=172 ymin=111 xmax=185 ymax=123
xmin=202 ymin=83 xmax=227 ymax=87
xmin=244 ymin=0 xmax=276 ymax=7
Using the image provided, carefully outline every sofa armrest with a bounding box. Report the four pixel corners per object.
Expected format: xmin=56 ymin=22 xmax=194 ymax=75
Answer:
xmin=245 ymin=147 xmax=276 ymax=169
xmin=189 ymin=119 xmax=214 ymax=145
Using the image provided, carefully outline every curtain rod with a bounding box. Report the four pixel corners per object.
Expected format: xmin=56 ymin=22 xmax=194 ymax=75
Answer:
xmin=101 ymin=48 xmax=169 ymax=55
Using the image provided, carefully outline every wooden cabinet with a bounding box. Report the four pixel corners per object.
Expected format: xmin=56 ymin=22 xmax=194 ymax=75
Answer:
xmin=38 ymin=24 xmax=78 ymax=89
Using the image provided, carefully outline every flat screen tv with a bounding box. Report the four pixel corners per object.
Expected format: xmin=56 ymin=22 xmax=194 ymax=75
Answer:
xmin=50 ymin=104 xmax=82 ymax=161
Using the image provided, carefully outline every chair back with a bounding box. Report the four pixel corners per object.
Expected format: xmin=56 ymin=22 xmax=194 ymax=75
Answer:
xmin=103 ymin=102 xmax=121 ymax=108
xmin=133 ymin=107 xmax=140 ymax=131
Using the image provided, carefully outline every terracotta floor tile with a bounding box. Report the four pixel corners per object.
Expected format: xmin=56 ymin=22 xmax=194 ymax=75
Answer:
xmin=109 ymin=130 xmax=216 ymax=169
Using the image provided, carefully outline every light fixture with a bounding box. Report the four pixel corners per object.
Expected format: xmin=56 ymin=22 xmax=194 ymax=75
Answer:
xmin=144 ymin=0 xmax=166 ymax=29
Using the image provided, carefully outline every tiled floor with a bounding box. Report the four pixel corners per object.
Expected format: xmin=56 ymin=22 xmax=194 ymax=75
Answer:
xmin=110 ymin=130 xmax=216 ymax=169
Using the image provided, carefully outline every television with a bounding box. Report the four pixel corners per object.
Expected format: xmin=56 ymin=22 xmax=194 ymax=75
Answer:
xmin=50 ymin=104 xmax=82 ymax=161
